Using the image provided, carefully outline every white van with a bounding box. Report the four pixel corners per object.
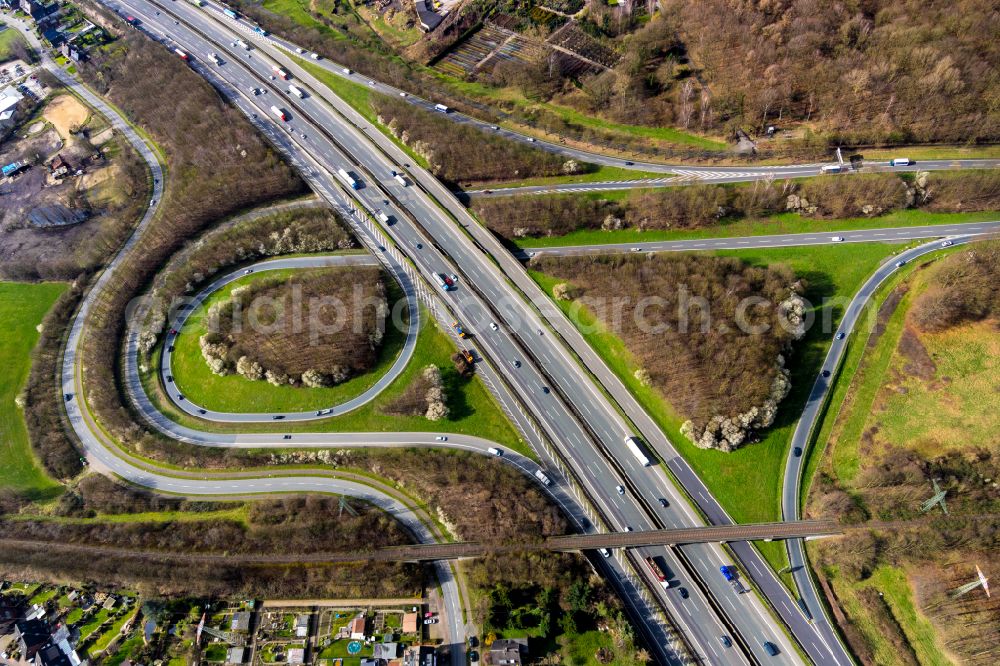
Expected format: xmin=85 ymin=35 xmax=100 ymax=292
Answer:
xmin=487 ymin=447 xmax=502 ymax=456
xmin=889 ymin=157 xmax=911 ymax=166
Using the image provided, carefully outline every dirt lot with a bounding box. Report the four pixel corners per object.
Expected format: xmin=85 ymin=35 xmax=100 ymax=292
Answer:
xmin=42 ymin=94 xmax=90 ymax=139
xmin=0 ymin=97 xmax=148 ymax=280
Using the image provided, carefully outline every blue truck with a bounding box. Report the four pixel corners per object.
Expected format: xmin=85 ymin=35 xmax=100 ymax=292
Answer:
xmin=223 ymin=7 xmax=239 ymax=19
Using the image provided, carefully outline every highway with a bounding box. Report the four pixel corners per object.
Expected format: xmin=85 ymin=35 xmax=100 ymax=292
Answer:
xmin=89 ymin=3 xmax=791 ymax=663
xmin=34 ymin=2 xmax=996 ymax=664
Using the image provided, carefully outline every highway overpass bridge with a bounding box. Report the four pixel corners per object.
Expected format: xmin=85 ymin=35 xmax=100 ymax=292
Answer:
xmin=0 ymin=520 xmax=841 ymax=565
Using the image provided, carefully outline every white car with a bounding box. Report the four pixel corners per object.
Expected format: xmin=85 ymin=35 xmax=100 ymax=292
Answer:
xmin=435 ymin=435 xmax=447 ymax=442
xmin=487 ymin=447 xmax=502 ymax=456
xmin=615 ymin=485 xmax=625 ymax=495
xmin=895 ymin=260 xmax=906 ymax=268
xmin=941 ymin=240 xmax=953 ymax=247
xmin=527 ymin=137 xmax=536 ymax=142
xmin=598 ymin=548 xmax=610 ymax=558
xmin=399 ymin=91 xmax=407 ymax=97
xmin=310 ymin=52 xmax=320 ymax=60
xmin=368 ymin=80 xmax=376 ymax=87
xmin=831 ymin=236 xmax=844 ymax=242
xmin=424 ymin=618 xmax=438 ymax=625
xmin=295 ymin=47 xmax=305 ymax=54
xmin=489 ymin=322 xmax=498 ymax=331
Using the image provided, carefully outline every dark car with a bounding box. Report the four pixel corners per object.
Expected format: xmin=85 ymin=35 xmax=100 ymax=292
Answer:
xmin=822 ymin=369 xmax=831 ymax=378
xmin=468 ymin=652 xmax=479 ymax=662
xmin=166 ymin=375 xmax=173 ymax=382
xmin=836 ymin=332 xmax=845 ymax=340
xmin=763 ymin=641 xmax=779 ymax=656
xmin=283 ymin=435 xmax=292 ymax=440
xmin=167 ymin=345 xmax=174 ymax=352
xmin=719 ymin=636 xmax=732 ymax=648
xmin=678 ymin=587 xmax=689 ymax=599
xmin=177 ymin=394 xmax=185 ymax=400
xmin=542 ymin=386 xmax=550 ymax=394
xmin=793 ymin=447 xmax=802 ymax=457
xmin=658 ymin=498 xmax=669 ymax=508
xmin=272 ymin=415 xmax=286 ymax=420
xmin=64 ymin=393 xmax=73 ymax=401
xmin=198 ymin=409 xmax=207 ymax=415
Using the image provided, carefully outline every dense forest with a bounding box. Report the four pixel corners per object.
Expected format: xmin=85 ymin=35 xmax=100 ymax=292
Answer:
xmin=532 ymin=253 xmax=804 ymax=450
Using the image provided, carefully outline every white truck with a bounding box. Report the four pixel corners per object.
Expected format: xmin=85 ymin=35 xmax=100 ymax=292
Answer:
xmin=394 ymin=173 xmax=407 ymax=187
xmin=624 ymin=436 xmax=650 ymax=466
xmin=235 ymin=38 xmax=250 ymax=50
xmin=376 ymin=211 xmax=390 ymax=224
xmin=271 ymin=106 xmax=288 ymax=121
xmin=337 ymin=168 xmax=359 ymax=190
xmin=534 ymin=469 xmax=552 ymax=486
xmin=434 ymin=103 xmax=449 ymax=113
xmin=342 ymin=67 xmax=352 ymax=75
xmin=288 ymin=84 xmax=305 ymax=98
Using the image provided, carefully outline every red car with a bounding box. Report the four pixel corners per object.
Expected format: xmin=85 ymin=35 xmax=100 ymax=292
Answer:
xmin=424 ymin=611 xmax=434 ymax=618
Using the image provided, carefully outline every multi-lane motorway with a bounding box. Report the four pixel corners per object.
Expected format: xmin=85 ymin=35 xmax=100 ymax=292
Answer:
xmin=24 ymin=2 xmax=998 ymax=664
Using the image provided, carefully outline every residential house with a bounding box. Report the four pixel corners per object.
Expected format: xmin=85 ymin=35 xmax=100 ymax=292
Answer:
xmin=14 ymin=619 xmax=50 ymax=660
xmin=402 ymin=645 xmax=435 ymax=666
xmin=294 ymin=615 xmax=309 ymax=639
xmin=348 ymin=616 xmax=367 ymax=641
xmin=34 ymin=642 xmax=73 ymax=666
xmin=230 ymin=612 xmax=251 ymax=633
xmin=19 ymin=0 xmax=57 ymax=23
xmin=401 ymin=613 xmax=418 ymax=635
xmin=226 ymin=647 xmax=247 ymax=664
xmin=59 ymin=40 xmax=85 ymax=62
xmin=374 ymin=643 xmax=398 ymax=660
xmin=0 ymin=596 xmax=26 ymax=635
xmin=488 ymin=639 xmax=527 ymax=666
xmin=286 ymin=648 xmax=305 ymax=665
xmin=50 ymin=153 xmax=72 ymax=178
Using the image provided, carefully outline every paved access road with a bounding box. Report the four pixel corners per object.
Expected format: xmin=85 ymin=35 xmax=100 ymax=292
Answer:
xmin=156 ymin=253 xmax=424 ymax=422
xmin=464 ymin=160 xmax=1000 ymax=196
xmin=779 ymin=235 xmax=983 ymax=638
xmin=518 ymin=220 xmax=1000 ymax=258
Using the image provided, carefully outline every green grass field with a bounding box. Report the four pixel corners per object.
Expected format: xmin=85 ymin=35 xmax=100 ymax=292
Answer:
xmin=0 ymin=282 xmax=67 ymax=497
xmin=0 ymin=25 xmax=29 ymax=61
xmin=469 ymin=165 xmax=666 ymax=190
xmin=168 ymin=268 xmax=408 ymax=413
xmin=821 ymin=564 xmax=952 ymax=666
xmin=530 ymin=243 xmax=901 ymax=568
xmin=514 ymin=209 xmax=998 ymax=248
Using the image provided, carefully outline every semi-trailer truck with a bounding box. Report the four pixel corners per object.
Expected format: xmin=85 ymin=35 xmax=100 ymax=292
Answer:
xmin=624 ymin=436 xmax=650 ymax=466
xmin=223 ymin=7 xmax=239 ymax=19
xmin=174 ymin=48 xmax=189 ymax=60
xmin=433 ymin=274 xmax=448 ymax=290
xmin=337 ymin=168 xmax=359 ymax=190
xmin=270 ymin=106 xmax=288 ymax=121
xmin=644 ymin=557 xmax=670 ymax=589
xmin=288 ymin=85 xmax=305 ymax=98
